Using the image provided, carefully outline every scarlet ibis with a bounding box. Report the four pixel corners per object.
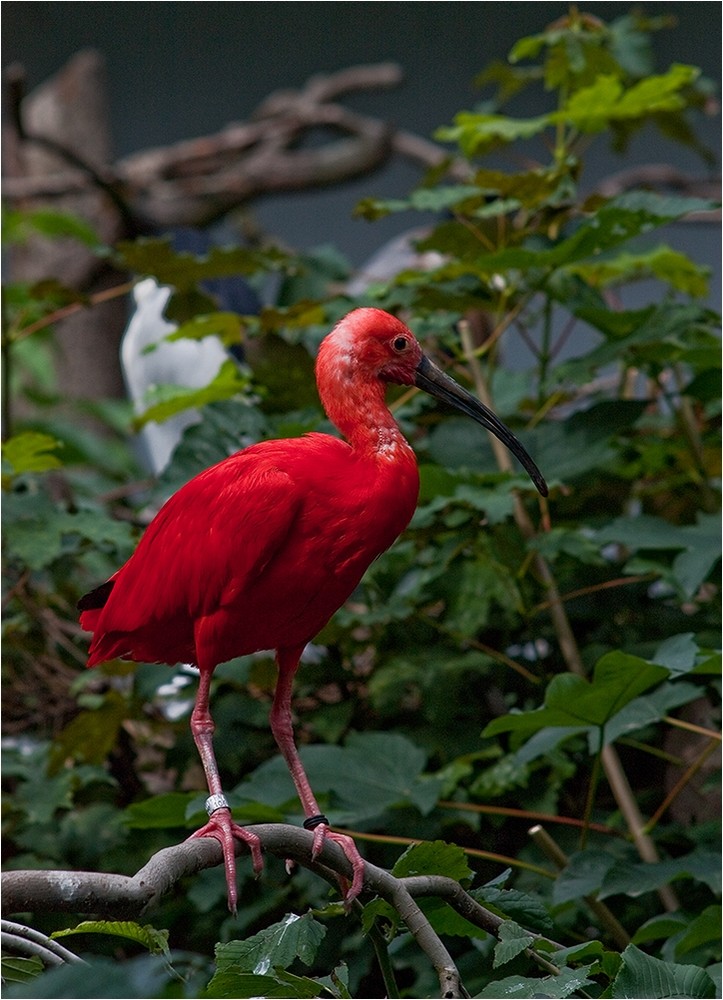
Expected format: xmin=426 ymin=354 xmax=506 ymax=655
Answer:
xmin=78 ymin=307 xmax=547 ymax=913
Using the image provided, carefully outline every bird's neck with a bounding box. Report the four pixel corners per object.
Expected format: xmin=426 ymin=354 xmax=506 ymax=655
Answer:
xmin=323 ymin=375 xmax=415 ymax=465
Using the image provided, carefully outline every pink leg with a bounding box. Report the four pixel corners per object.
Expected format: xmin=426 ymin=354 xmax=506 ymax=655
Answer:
xmin=187 ymin=667 xmax=263 ymax=914
xmin=271 ymin=647 xmax=365 ymax=903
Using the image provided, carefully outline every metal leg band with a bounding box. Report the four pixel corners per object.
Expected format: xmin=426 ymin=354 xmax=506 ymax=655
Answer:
xmin=303 ymin=813 xmax=329 ymax=831
xmin=206 ymin=793 xmax=230 ymax=816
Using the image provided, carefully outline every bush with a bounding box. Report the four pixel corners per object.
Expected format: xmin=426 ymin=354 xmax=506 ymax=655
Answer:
xmin=2 ymin=9 xmax=720 ymax=998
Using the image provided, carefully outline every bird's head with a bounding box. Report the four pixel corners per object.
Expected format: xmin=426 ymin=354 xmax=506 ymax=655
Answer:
xmin=318 ymin=308 xmax=547 ymax=496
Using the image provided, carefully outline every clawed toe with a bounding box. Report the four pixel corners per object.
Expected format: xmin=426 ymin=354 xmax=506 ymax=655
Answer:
xmin=189 ymin=808 xmax=263 ymax=913
xmin=306 ymin=822 xmax=365 ymax=905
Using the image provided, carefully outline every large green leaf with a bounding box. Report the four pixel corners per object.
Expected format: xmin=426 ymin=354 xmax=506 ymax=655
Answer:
xmin=552 ymin=849 xmax=617 ymax=905
xmin=115 ymin=238 xmax=289 ymax=288
xmin=475 ymin=965 xmax=596 ymax=998
xmin=565 ymin=245 xmax=710 ymax=297
xmin=600 ymin=849 xmax=721 ymax=899
xmin=595 ymin=512 xmax=721 ymax=596
xmin=611 ymin=944 xmax=715 ymax=998
xmin=473 ymin=874 xmax=555 ymax=934
xmin=162 ymin=311 xmax=244 ymax=348
xmin=123 ymin=792 xmax=195 ymax=830
xmin=2 ymin=492 xmax=135 ymax=570
xmin=553 ymin=64 xmax=699 ymax=132
xmin=0 ymin=958 xmax=43 ymax=986
xmin=211 ymin=912 xmax=326 ymax=980
xmin=2 ymin=432 xmax=64 ymax=477
xmin=1 ymin=955 xmax=172 ymax=999
xmin=133 ymin=359 xmax=253 ymax=428
xmin=204 ymin=970 xmax=325 ymax=999
xmin=52 ymin=921 xmax=169 ymax=956
xmin=484 ymin=651 xmax=669 ymax=746
xmin=235 ymin=731 xmax=442 ymax=824
xmin=392 ymin=840 xmax=473 ymax=883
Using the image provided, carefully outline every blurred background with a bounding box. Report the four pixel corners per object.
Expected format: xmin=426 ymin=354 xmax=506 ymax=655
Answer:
xmin=3 ymin=2 xmax=720 ymax=266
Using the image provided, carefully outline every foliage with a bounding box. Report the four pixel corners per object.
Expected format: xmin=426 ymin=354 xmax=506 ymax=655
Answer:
xmin=2 ymin=8 xmax=720 ymax=998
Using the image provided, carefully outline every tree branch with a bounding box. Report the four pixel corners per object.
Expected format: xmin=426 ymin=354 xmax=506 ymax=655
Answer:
xmin=2 ymin=60 xmax=407 ymax=230
xmin=0 ymin=822 xmax=540 ymax=999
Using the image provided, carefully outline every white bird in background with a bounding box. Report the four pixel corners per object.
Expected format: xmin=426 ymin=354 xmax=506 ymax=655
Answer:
xmin=120 ymin=278 xmax=228 ymax=476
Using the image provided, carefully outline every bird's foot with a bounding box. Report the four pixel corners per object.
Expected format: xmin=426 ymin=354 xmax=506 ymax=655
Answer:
xmin=188 ymin=794 xmax=263 ymax=914
xmin=304 ymin=813 xmax=365 ymax=906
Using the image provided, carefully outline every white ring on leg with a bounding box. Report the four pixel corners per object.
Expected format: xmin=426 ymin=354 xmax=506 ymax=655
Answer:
xmin=206 ymin=793 xmax=230 ymax=816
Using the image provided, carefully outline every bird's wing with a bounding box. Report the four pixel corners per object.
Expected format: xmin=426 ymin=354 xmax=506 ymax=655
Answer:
xmin=92 ymin=446 xmax=306 ymax=637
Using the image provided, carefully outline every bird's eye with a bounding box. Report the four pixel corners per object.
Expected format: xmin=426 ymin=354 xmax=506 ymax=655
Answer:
xmin=392 ymin=336 xmax=409 ymax=353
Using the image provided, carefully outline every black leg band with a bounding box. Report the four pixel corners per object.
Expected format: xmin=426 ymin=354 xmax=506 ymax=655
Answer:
xmin=303 ymin=813 xmax=329 ymax=830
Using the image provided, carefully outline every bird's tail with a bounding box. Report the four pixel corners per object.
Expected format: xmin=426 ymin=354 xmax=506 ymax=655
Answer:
xmin=78 ymin=579 xmax=114 ymax=629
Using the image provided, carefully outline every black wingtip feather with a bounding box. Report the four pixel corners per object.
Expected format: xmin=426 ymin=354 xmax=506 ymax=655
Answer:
xmin=77 ymin=579 xmax=115 ymax=611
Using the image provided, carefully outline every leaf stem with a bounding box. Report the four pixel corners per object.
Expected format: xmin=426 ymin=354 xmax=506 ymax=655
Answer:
xmin=353 ymin=902 xmax=400 ymax=999
xmin=458 ymin=320 xmax=680 ymax=911
xmin=437 ymin=800 xmax=620 ymax=837
xmin=333 ymin=827 xmax=555 ymax=880
xmin=642 ymin=736 xmax=720 ymax=835
xmin=14 ymin=280 xmax=136 ymax=343
xmin=663 ymin=716 xmax=722 ymax=741
xmin=528 ymin=825 xmax=631 ymax=949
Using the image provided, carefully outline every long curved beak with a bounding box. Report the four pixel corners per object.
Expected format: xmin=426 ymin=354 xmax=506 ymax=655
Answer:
xmin=415 ymin=355 xmax=548 ymax=497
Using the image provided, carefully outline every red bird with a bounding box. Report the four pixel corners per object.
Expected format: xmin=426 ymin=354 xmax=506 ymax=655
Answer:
xmin=79 ymin=307 xmax=546 ymax=912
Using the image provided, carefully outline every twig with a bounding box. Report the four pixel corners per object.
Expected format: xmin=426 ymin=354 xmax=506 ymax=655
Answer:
xmin=437 ymin=799 xmax=620 ymax=836
xmin=457 ymin=320 xmax=680 ymax=912
xmin=528 ymin=825 xmax=631 ymax=949
xmin=1 ymin=919 xmax=85 ymax=966
xmin=643 ymin=736 xmax=721 ymax=834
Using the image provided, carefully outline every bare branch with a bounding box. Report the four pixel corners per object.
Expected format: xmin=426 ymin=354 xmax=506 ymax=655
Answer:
xmin=1 ymin=919 xmax=86 ymax=967
xmin=1 ymin=822 xmax=531 ymax=999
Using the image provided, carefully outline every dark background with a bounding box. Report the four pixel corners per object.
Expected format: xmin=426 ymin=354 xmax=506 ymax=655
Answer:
xmin=3 ymin=2 xmax=720 ymax=271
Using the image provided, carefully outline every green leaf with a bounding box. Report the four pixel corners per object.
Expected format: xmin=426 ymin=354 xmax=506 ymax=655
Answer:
xmin=476 ymin=965 xmax=595 ymax=998
xmin=565 ymin=245 xmax=710 ymax=297
xmin=123 ymin=792 xmax=195 ymax=830
xmin=435 ymin=111 xmax=550 ymax=155
xmin=632 ymin=912 xmax=690 ymax=946
xmin=212 ymin=912 xmax=326 ymax=977
xmin=492 ymin=919 xmax=535 ymax=968
xmin=133 ymin=359 xmax=253 ymax=428
xmin=1 ymin=955 xmax=173 ymax=999
xmin=674 ymin=906 xmax=722 ymax=958
xmin=553 ymin=850 xmax=617 ymax=905
xmin=595 ymin=512 xmax=721 ymax=596
xmin=4 ymin=208 xmax=102 ymax=247
xmin=611 ymin=944 xmax=715 ymax=998
xmin=48 ymin=691 xmax=129 ymax=772
xmin=600 ymin=850 xmax=721 ymax=899
xmin=0 ymin=957 xmax=44 ymax=985
xmin=392 ymin=840 xmax=473 ymax=883
xmin=554 ymin=65 xmax=700 ymax=133
xmin=237 ymin=732 xmax=442 ymax=824
xmin=484 ymin=651 xmax=669 ymax=745
xmin=603 ymin=681 xmax=703 ymax=745
xmin=163 ymin=311 xmax=244 ymax=348
xmin=472 ymin=883 xmax=554 ymax=935
xmin=2 ymin=492 xmax=134 ymax=571
xmin=204 ymin=970 xmax=324 ymax=999
xmin=651 ymin=633 xmax=699 ymax=674
xmin=2 ymin=432 xmax=64 ymax=477
xmin=52 ymin=921 xmax=170 ymax=956
xmin=115 ymin=238 xmax=289 ymax=289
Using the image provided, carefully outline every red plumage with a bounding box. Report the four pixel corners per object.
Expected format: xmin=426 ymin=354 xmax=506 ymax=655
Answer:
xmin=81 ymin=433 xmax=418 ymax=668
xmin=79 ymin=307 xmax=546 ymax=913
